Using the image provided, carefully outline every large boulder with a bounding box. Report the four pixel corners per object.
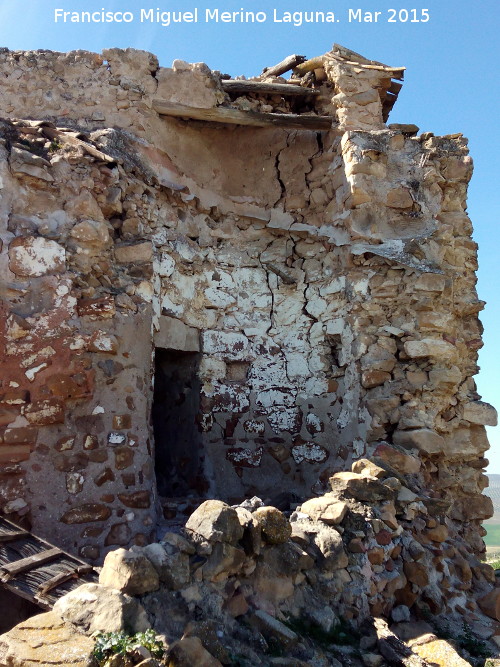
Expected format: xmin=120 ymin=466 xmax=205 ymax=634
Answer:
xmin=0 ymin=611 xmax=95 ymax=667
xmin=99 ymin=547 xmax=160 ymax=595
xmin=185 ymin=500 xmax=244 ymax=544
xmin=53 ymin=582 xmax=150 ymax=634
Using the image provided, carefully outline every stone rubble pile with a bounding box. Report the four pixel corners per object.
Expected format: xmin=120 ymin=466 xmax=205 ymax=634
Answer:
xmin=3 ymin=463 xmax=499 ymax=665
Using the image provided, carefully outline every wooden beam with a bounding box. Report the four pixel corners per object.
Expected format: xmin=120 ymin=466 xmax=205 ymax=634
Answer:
xmin=221 ymin=80 xmax=318 ymax=97
xmin=294 ymin=57 xmax=326 ymax=75
xmin=36 ymin=565 xmax=93 ymax=599
xmin=262 ymin=54 xmax=306 ymax=78
xmin=0 ymin=531 xmax=30 ymax=543
xmin=153 ymin=100 xmax=334 ymax=131
xmin=0 ymin=547 xmax=62 ymax=580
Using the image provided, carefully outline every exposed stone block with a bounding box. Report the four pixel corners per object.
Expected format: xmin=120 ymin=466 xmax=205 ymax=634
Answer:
xmin=154 ymin=316 xmax=200 ymax=352
xmin=8 ymin=236 xmax=65 ymax=277
xmin=404 ymin=338 xmax=457 ymax=361
xmin=115 ymin=241 xmax=153 ymax=263
xmin=462 ymin=400 xmax=498 ymax=426
xmin=24 ymin=398 xmax=65 ymax=425
xmin=393 ymin=429 xmax=445 ymax=455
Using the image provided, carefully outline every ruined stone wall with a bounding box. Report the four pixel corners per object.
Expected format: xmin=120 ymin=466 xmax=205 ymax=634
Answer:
xmin=0 ymin=47 xmax=495 ymax=562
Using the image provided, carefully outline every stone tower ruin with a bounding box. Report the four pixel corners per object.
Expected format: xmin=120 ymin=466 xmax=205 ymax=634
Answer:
xmin=0 ymin=44 xmax=496 ymax=564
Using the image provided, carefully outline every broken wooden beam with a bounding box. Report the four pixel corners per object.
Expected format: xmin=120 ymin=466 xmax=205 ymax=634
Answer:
xmin=262 ymin=54 xmax=306 ymax=78
xmin=221 ymin=80 xmax=319 ymax=97
xmin=36 ymin=564 xmax=93 ymax=599
xmin=294 ymin=57 xmax=326 ymax=76
xmin=0 ymin=547 xmax=62 ymax=581
xmin=153 ymin=100 xmax=334 ymax=131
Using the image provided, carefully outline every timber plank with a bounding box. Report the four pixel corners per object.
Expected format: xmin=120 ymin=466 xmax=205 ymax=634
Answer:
xmin=0 ymin=547 xmax=62 ymax=580
xmin=153 ymin=100 xmax=334 ymax=131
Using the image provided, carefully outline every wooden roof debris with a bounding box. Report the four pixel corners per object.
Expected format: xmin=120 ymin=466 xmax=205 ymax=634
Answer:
xmin=261 ymin=54 xmax=306 ymax=78
xmin=155 ymin=43 xmax=404 ymax=129
xmin=221 ymin=80 xmax=319 ymax=97
xmin=0 ymin=515 xmax=97 ymax=610
xmin=153 ymin=100 xmax=334 ymax=131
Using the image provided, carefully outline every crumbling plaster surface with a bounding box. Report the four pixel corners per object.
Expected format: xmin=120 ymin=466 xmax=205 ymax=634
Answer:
xmin=0 ymin=47 xmax=496 ymax=562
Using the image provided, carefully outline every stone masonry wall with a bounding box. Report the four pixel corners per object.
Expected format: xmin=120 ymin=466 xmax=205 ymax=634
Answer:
xmin=0 ymin=47 xmax=496 ymax=563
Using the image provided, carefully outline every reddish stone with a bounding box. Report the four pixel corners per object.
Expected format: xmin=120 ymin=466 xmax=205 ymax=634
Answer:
xmin=53 ymin=453 xmax=88 ymax=472
xmin=87 ymin=449 xmax=108 ymax=463
xmin=0 ymin=406 xmax=19 ymax=427
xmin=60 ymin=504 xmax=112 ymax=524
xmin=3 ymin=426 xmax=38 ymax=444
xmin=94 ymin=468 xmax=115 ymax=486
xmin=100 ymin=494 xmax=115 ymax=503
xmin=114 ymin=446 xmax=134 ymax=470
xmin=0 ymin=390 xmax=30 ymax=405
xmin=54 ymin=436 xmax=75 ymax=452
xmin=118 ymin=491 xmax=151 ymax=509
xmin=80 ymin=526 xmax=104 ymax=538
xmin=0 ymin=445 xmax=31 ymax=463
xmin=24 ymin=398 xmax=65 ymax=425
xmin=375 ymin=530 xmax=393 ymax=546
xmin=77 ymin=295 xmax=116 ymax=320
xmin=395 ymin=584 xmax=418 ymax=608
xmin=403 ymin=561 xmax=430 ymax=587
xmin=368 ymin=547 xmax=385 ymax=565
xmin=45 ymin=374 xmax=90 ymax=400
xmin=121 ymin=473 xmax=135 ymax=487
xmin=83 ymin=435 xmax=99 ymax=450
xmin=112 ymin=414 xmax=132 ymax=430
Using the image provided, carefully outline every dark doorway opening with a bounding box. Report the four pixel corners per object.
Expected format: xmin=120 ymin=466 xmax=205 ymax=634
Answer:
xmin=152 ymin=348 xmax=205 ymax=498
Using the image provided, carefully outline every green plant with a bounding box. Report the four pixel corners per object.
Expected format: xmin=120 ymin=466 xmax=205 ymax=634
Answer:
xmin=92 ymin=629 xmax=165 ymax=665
xmin=48 ymin=139 xmax=62 ymax=152
xmin=458 ymin=622 xmax=491 ymax=659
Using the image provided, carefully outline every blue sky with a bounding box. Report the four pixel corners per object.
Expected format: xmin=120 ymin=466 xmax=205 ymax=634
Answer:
xmin=1 ymin=0 xmax=499 ymax=468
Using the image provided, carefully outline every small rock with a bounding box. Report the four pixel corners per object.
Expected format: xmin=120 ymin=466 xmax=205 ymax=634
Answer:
xmin=351 ymin=459 xmax=387 ymax=479
xmin=425 ymin=524 xmax=449 ymax=542
xmin=249 ymin=610 xmax=298 ymax=647
xmin=299 ymin=495 xmax=348 ymax=525
xmin=391 ymin=605 xmax=411 ymax=623
xmin=253 ymin=506 xmax=291 ymax=544
xmin=166 ymin=636 xmax=222 ymax=667
xmin=144 ymin=542 xmax=190 ymax=590
xmin=478 ymin=588 xmax=500 ymax=621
